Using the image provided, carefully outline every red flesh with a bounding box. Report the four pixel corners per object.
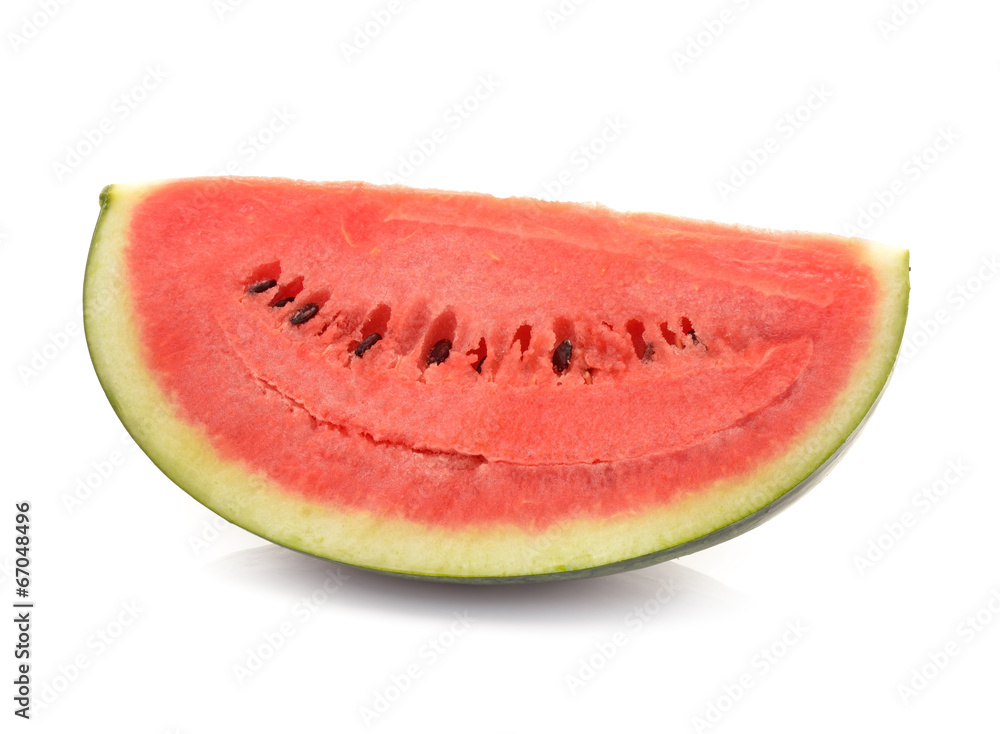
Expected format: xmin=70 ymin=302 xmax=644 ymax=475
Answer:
xmin=126 ymin=178 xmax=876 ymax=529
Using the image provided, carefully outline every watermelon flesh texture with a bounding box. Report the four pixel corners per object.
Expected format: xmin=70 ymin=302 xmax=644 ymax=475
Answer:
xmin=83 ymin=178 xmax=909 ymax=581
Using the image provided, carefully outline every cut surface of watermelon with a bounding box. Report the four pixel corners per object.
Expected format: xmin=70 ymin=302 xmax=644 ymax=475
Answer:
xmin=83 ymin=177 xmax=909 ymax=581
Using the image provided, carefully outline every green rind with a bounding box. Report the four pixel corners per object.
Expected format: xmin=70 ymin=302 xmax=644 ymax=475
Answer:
xmin=83 ymin=178 xmax=910 ymax=583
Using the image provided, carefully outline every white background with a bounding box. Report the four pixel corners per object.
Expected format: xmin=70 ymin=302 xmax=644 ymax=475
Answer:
xmin=3 ymin=0 xmax=999 ymax=731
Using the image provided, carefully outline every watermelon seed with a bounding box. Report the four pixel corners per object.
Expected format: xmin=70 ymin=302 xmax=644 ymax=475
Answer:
xmin=355 ymin=333 xmax=382 ymax=357
xmin=679 ymin=317 xmax=700 ymax=345
xmin=679 ymin=316 xmax=700 ymax=345
xmin=643 ymin=342 xmax=655 ymax=362
xmin=553 ymin=340 xmax=573 ymax=374
xmin=290 ymin=303 xmax=319 ymax=325
xmin=247 ymin=279 xmax=277 ymax=293
xmin=272 ymin=297 xmax=295 ymax=308
xmin=427 ymin=339 xmax=452 ymax=366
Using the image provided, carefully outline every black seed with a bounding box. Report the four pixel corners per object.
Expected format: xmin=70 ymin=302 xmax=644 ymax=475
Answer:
xmin=247 ymin=279 xmax=277 ymax=293
xmin=688 ymin=329 xmax=699 ymax=345
xmin=289 ymin=303 xmax=319 ymax=325
xmin=427 ymin=339 xmax=452 ymax=366
xmin=642 ymin=342 xmax=655 ymax=363
xmin=553 ymin=339 xmax=573 ymax=374
xmin=354 ymin=333 xmax=382 ymax=357
xmin=272 ymin=296 xmax=295 ymax=308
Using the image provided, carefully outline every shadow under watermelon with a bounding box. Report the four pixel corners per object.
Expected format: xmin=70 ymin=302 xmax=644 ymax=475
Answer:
xmin=205 ymin=542 xmax=746 ymax=627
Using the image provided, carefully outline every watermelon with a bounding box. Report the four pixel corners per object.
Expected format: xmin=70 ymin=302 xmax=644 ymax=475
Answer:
xmin=83 ymin=177 xmax=909 ymax=582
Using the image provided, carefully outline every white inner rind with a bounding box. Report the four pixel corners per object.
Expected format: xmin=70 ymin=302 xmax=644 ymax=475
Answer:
xmin=83 ymin=179 xmax=910 ymax=579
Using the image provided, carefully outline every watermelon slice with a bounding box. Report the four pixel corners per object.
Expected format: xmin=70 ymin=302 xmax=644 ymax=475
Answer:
xmin=83 ymin=177 xmax=909 ymax=582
